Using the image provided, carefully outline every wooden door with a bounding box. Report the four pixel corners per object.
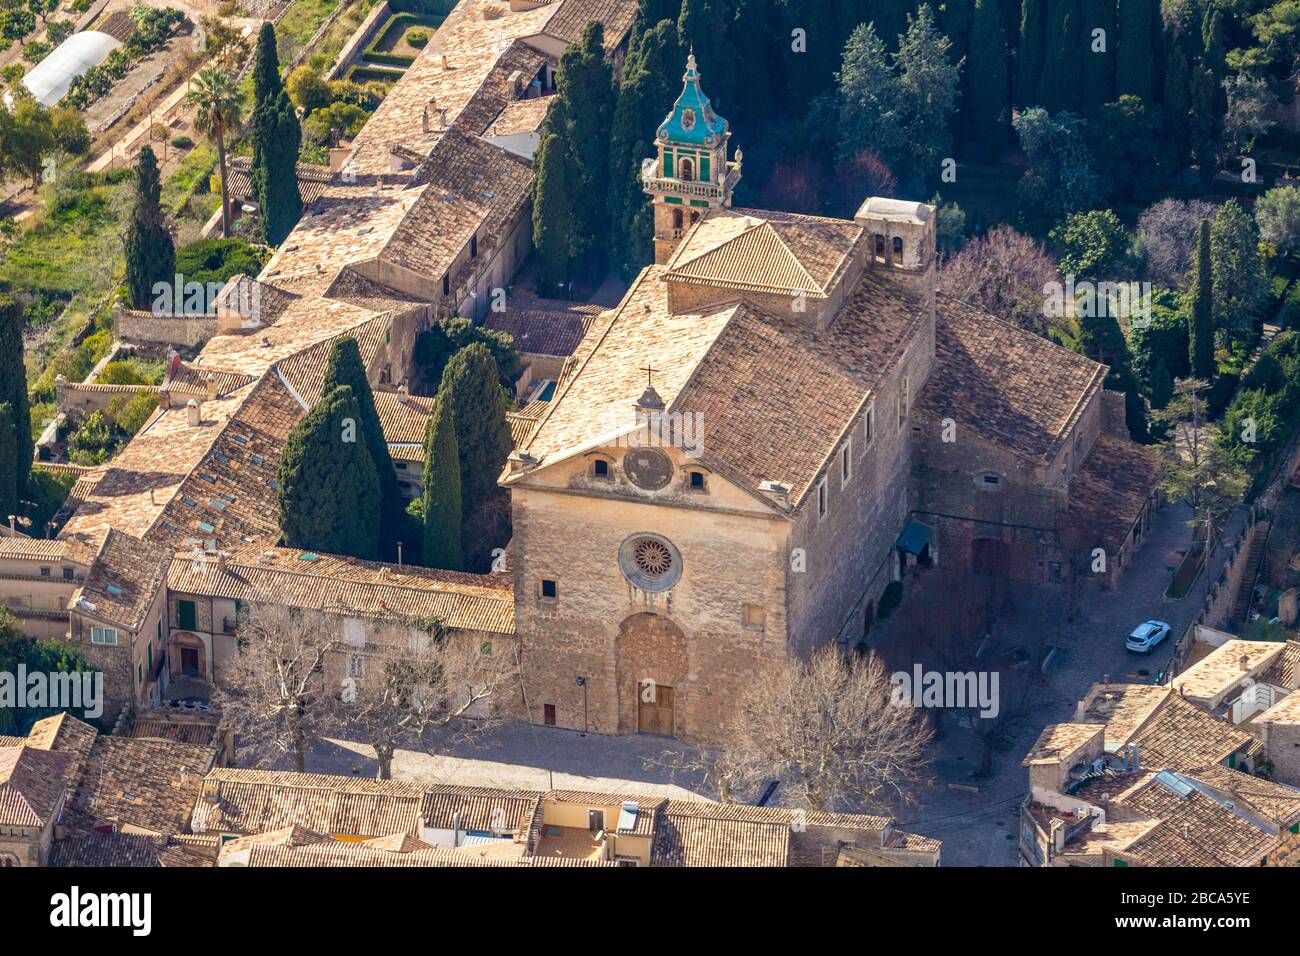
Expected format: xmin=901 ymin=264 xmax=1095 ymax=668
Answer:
xmin=638 ymin=684 xmax=674 ymax=736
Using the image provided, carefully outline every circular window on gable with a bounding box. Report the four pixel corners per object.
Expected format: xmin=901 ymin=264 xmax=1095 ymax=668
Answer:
xmin=624 ymin=447 xmax=674 ymax=491
xmin=619 ymin=533 xmax=683 ymax=592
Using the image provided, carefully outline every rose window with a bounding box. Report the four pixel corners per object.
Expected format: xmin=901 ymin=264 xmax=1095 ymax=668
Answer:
xmin=619 ymin=533 xmax=683 ymax=592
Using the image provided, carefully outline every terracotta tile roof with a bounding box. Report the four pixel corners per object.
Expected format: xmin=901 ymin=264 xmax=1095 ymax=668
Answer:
xmin=542 ymin=0 xmax=636 ymax=48
xmin=1022 ymin=723 xmax=1105 ymax=767
xmin=65 ymin=736 xmax=217 ymax=835
xmin=920 ymin=294 xmax=1107 ymax=464
xmin=240 ymin=840 xmax=610 ymax=866
xmin=0 ymin=736 xmax=23 ymax=747
xmin=1260 ymin=640 xmax=1300 ymax=691
xmin=1115 ymin=773 xmax=1275 ymax=867
xmin=374 ymin=389 xmax=436 ymax=444
xmin=484 ymin=304 xmax=597 ymax=356
xmin=50 ymin=830 xmax=217 ymax=867
xmin=1255 ymin=687 xmax=1300 ymax=725
xmin=1129 ymin=693 xmax=1253 ymax=769
xmin=1170 ymin=640 xmax=1288 ymax=706
xmin=515 ymin=254 xmax=932 ymax=507
xmin=0 ymin=746 xmax=71 ymax=828
xmin=226 ymin=156 xmax=332 ymax=206
xmin=165 ymin=363 xmax=257 ymax=399
xmin=324 ymin=267 xmax=430 ymax=315
xmin=651 ymin=800 xmax=790 ymax=867
xmin=1185 ymin=763 xmax=1300 ymax=827
xmin=1068 ymin=434 xmax=1163 ymax=552
xmin=129 ymin=717 xmax=221 ymax=746
xmin=420 ymin=784 xmax=541 ymax=833
xmin=453 ymin=42 xmax=552 ymax=138
xmin=484 ymin=94 xmax=554 ymax=137
xmin=166 ymin=544 xmax=516 ymax=634
xmin=192 ymin=768 xmax=427 ymax=836
xmin=1079 ymin=684 xmax=1170 ymax=747
xmin=381 ymin=126 xmax=533 ymax=284
xmin=0 ymin=537 xmax=75 ymax=561
xmin=544 ymin=790 xmax=664 ymax=836
xmin=665 ymin=208 xmax=863 ymax=297
xmin=24 ymin=713 xmax=98 ymax=793
xmin=69 ymin=528 xmax=171 ymax=631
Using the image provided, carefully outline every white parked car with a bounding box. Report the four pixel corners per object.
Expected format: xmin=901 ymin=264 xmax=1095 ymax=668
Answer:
xmin=1126 ymin=620 xmax=1171 ymax=653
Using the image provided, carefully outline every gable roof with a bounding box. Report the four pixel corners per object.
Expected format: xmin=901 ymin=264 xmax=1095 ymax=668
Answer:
xmin=0 ymin=746 xmax=71 ymax=828
xmin=69 ymin=528 xmax=171 ymax=631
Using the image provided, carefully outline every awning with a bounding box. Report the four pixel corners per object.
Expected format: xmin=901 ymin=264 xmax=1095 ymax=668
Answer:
xmin=896 ymin=520 xmax=933 ymax=556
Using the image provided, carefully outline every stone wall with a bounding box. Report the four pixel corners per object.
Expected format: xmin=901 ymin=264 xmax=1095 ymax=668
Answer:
xmin=115 ymin=307 xmax=216 ymax=348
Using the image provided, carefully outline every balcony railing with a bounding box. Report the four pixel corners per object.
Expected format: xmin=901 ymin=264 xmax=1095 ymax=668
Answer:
xmin=641 ymin=165 xmax=740 ymax=202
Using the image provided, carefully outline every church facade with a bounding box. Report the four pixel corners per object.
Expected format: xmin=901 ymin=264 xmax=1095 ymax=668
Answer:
xmin=502 ymin=56 xmax=1160 ymax=746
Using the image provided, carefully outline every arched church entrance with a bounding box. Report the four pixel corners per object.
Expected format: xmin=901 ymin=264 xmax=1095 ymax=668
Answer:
xmin=615 ymin=612 xmax=688 ymax=737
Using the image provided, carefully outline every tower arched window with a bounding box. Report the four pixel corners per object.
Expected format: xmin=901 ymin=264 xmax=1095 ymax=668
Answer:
xmin=892 ymin=236 xmax=904 ymax=266
xmin=672 ymin=208 xmax=683 ymax=237
xmin=874 ymin=234 xmax=886 ymax=262
xmin=679 ymin=157 xmax=695 ymax=181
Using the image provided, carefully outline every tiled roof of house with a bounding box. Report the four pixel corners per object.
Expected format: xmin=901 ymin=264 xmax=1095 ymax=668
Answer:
xmin=1068 ymin=433 xmax=1163 ymax=552
xmin=542 ymin=0 xmax=636 ymax=48
xmin=1022 ymin=723 xmax=1105 ymax=767
xmin=1186 ymin=763 xmax=1300 ymax=827
xmin=192 ymin=768 xmax=427 ymax=837
xmin=227 ymin=156 xmax=333 ymax=206
xmin=1128 ymin=692 xmax=1253 ymax=770
xmin=1170 ymin=639 xmax=1288 ymax=706
xmin=1113 ymin=772 xmax=1275 ymax=867
xmin=166 ymin=544 xmax=515 ymax=634
xmin=24 ymin=712 xmax=98 ymax=793
xmin=0 ymin=537 xmax=76 ymax=561
xmin=484 ymin=305 xmax=598 ymax=356
xmin=64 ymin=736 xmax=217 ymax=835
xmin=0 ymin=746 xmax=71 ymax=828
xmin=129 ymin=716 xmax=222 ymax=746
xmin=240 ymin=840 xmax=609 ymax=866
xmin=484 ymin=94 xmax=554 ymax=138
xmin=420 ymin=784 xmax=541 ymax=833
xmin=651 ymin=800 xmax=790 ymax=866
xmin=50 ymin=829 xmax=217 ymax=867
xmin=1255 ymin=687 xmax=1300 ymax=726
xmin=919 ymin=294 xmax=1108 ymax=465
xmin=68 ymin=528 xmax=171 ymax=631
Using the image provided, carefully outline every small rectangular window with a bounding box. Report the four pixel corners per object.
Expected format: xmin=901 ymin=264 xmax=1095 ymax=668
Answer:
xmin=863 ymin=402 xmax=875 ymax=448
xmin=817 ymin=478 xmax=827 ymax=519
xmin=63 ymin=567 xmax=75 ymax=580
xmin=897 ymin=375 xmax=909 ymax=428
xmin=593 ymin=459 xmax=610 ymax=480
xmin=841 ymin=439 xmax=852 ymax=485
xmin=90 ymin=626 xmax=118 ymax=646
xmin=349 ymin=655 xmax=366 ymax=678
xmin=40 ymin=567 xmax=50 ymax=577
xmin=540 ymin=579 xmax=558 ymax=600
xmin=688 ymin=471 xmax=705 ymax=491
xmin=743 ymin=605 xmax=766 ymax=629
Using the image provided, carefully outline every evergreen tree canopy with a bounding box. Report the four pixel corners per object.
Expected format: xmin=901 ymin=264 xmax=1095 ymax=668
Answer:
xmin=124 ymin=145 xmax=175 ymax=310
xmin=1209 ymin=199 xmax=1267 ymax=333
xmin=420 ymin=392 xmax=463 ymax=571
xmin=532 ymin=131 xmax=580 ymax=293
xmin=277 ymin=384 xmax=381 ymax=559
xmin=251 ymin=24 xmax=302 ymax=246
xmin=966 ymin=0 xmax=1009 ymax=154
xmin=0 ymin=297 xmax=31 ymax=508
xmin=677 ymin=0 xmax=735 ymax=110
xmin=252 ymin=21 xmax=282 ymax=104
xmin=1188 ymin=218 xmax=1215 ymax=380
xmin=437 ymin=343 xmax=513 ymax=520
xmin=1116 ymin=0 xmax=1158 ymax=103
xmin=320 ymin=337 xmax=402 ymax=546
xmin=0 ymin=403 xmax=17 ymax=524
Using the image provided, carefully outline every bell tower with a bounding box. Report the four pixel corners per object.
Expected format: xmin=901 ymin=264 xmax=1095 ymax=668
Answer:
xmin=641 ymin=54 xmax=741 ymax=264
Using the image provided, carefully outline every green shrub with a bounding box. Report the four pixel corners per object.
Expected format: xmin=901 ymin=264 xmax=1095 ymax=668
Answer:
xmin=67 ymin=411 xmax=113 ymax=465
xmin=406 ymin=29 xmax=428 ymax=47
xmin=171 ymin=134 xmax=193 ymax=149
xmin=106 ymin=391 xmax=159 ymax=436
xmin=96 ymin=361 xmax=150 ymax=386
xmin=175 ymin=238 xmax=271 ymax=302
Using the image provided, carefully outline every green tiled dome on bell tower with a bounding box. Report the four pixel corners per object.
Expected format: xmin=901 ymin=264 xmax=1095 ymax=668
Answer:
xmin=642 ymin=53 xmax=742 ymax=265
xmin=657 ymin=52 xmax=729 ymax=148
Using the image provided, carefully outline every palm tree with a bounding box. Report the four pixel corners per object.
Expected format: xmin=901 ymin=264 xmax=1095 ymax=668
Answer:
xmin=185 ymin=66 xmax=242 ymax=238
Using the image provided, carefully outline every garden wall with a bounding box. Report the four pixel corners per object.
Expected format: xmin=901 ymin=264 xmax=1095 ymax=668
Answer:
xmin=114 ymin=306 xmax=216 ymax=348
xmin=327 ymin=0 xmax=391 ymax=80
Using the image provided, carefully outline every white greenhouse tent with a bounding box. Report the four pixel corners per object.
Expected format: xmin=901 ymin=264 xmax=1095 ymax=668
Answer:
xmin=22 ymin=31 xmax=122 ymax=107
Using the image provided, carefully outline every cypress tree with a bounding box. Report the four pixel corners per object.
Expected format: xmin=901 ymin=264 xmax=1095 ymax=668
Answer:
xmin=1081 ymin=0 xmax=1115 ymax=117
xmin=123 ymin=146 xmax=174 ymax=311
xmin=1149 ymin=358 xmax=1173 ymax=410
xmin=251 ymin=23 xmax=302 ymax=246
xmin=0 ymin=403 xmax=17 ymax=523
xmin=1189 ymin=63 xmax=1218 ymax=183
xmin=539 ymin=22 xmax=614 ymax=280
xmin=1017 ymin=0 xmax=1046 ymax=107
xmin=1040 ymin=0 xmax=1083 ymax=114
xmin=532 ymin=131 xmax=580 ymax=293
xmin=1077 ymin=309 xmax=1149 ymax=442
xmin=967 ymin=0 xmax=1009 ymax=154
xmin=0 ymin=298 xmax=31 ymax=508
xmin=1188 ymin=219 xmax=1215 ymax=380
xmin=438 ymin=343 xmax=512 ymax=520
xmin=321 ymin=337 xmax=403 ymax=551
xmin=608 ymin=18 xmax=683 ymax=278
xmin=1116 ymin=0 xmax=1157 ymax=104
xmin=277 ymin=384 xmax=381 ymax=559
xmin=419 ymin=393 xmax=463 ymax=571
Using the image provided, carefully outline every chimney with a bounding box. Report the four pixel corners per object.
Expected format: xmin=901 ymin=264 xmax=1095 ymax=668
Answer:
xmin=1239 ymin=654 xmax=1251 ymax=673
xmin=205 ymin=373 xmax=218 ymax=402
xmin=158 ymin=388 xmax=172 ymax=411
xmin=186 ymin=399 xmax=202 ymax=427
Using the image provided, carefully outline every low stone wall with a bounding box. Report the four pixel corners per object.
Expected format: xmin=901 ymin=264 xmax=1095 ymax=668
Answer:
xmin=114 ymin=306 xmax=216 ymax=348
xmin=56 ymin=380 xmax=160 ymax=417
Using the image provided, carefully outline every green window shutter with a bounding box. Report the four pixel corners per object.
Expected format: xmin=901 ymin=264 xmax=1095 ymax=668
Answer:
xmin=1114 ymin=859 xmax=1128 ymax=867
xmin=663 ymin=151 xmax=674 ymax=177
xmin=179 ymin=600 xmax=196 ymax=630
xmin=1229 ymin=752 xmax=1237 ymax=768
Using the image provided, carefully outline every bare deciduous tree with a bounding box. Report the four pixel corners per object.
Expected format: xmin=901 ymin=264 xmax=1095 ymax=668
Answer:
xmin=323 ymin=620 xmax=520 ymax=780
xmin=724 ymin=647 xmax=932 ymax=813
xmin=937 ymin=226 xmax=1062 ymax=337
xmin=214 ymin=605 xmax=339 ymax=772
xmin=1138 ymin=198 xmax=1217 ymax=289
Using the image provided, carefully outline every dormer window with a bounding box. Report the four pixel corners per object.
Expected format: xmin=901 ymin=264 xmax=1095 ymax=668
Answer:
xmin=592 ymin=458 xmax=611 ymax=481
xmin=687 ymin=470 xmax=706 ymax=492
